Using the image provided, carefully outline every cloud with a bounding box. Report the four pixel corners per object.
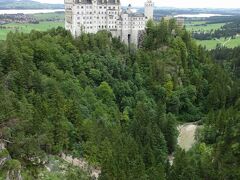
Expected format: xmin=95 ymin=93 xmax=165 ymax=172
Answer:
xmin=35 ymin=0 xmax=240 ymax=8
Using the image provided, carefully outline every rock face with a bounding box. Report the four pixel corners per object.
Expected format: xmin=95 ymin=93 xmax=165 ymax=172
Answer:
xmin=6 ymin=170 xmax=22 ymax=180
xmin=0 ymin=142 xmax=9 ymax=167
xmin=0 ymin=140 xmax=23 ymax=180
xmin=61 ymin=153 xmax=101 ymax=179
xmin=0 ymin=142 xmax=5 ymax=150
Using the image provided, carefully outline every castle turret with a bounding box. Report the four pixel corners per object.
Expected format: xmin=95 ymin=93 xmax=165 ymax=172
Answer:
xmin=127 ymin=4 xmax=132 ymax=14
xmin=144 ymin=0 xmax=153 ymax=20
xmin=64 ymin=0 xmax=75 ymax=36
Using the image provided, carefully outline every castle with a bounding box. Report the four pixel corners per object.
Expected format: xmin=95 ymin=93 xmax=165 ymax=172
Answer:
xmin=64 ymin=0 xmax=154 ymax=45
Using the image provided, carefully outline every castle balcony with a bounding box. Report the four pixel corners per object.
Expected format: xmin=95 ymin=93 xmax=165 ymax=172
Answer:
xmin=109 ymin=28 xmax=117 ymax=31
xmin=65 ymin=7 xmax=72 ymax=11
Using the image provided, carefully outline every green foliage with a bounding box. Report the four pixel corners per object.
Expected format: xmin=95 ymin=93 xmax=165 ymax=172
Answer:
xmin=0 ymin=149 xmax=9 ymax=158
xmin=4 ymin=159 xmax=21 ymax=170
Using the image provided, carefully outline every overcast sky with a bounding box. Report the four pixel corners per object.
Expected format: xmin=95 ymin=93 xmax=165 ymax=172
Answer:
xmin=35 ymin=0 xmax=240 ymax=8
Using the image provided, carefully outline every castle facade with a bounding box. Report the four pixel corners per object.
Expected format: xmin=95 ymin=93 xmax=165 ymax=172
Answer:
xmin=64 ymin=0 xmax=153 ymax=45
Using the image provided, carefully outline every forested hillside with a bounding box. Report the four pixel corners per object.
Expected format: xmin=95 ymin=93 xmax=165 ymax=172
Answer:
xmin=0 ymin=0 xmax=64 ymax=10
xmin=0 ymin=19 xmax=239 ymax=179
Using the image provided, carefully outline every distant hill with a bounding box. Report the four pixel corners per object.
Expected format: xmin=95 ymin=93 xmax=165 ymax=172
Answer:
xmin=0 ymin=0 xmax=64 ymax=10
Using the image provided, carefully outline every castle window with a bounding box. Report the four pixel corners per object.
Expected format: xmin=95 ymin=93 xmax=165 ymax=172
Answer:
xmin=81 ymin=6 xmax=83 ymax=8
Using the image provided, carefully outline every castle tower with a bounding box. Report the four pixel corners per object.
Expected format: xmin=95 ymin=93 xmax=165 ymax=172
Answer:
xmin=144 ymin=0 xmax=154 ymax=20
xmin=64 ymin=0 xmax=75 ymax=36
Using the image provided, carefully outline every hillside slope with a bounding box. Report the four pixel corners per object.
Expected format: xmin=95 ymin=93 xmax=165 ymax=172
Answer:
xmin=0 ymin=19 xmax=239 ymax=179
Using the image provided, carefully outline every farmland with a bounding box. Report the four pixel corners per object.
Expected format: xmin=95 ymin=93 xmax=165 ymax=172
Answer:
xmin=0 ymin=21 xmax=64 ymax=40
xmin=186 ymin=22 xmax=225 ymax=32
xmin=185 ymin=20 xmax=240 ymax=49
xmin=195 ymin=36 xmax=240 ymax=49
xmin=0 ymin=12 xmax=64 ymax=40
xmin=32 ymin=12 xmax=65 ymax=21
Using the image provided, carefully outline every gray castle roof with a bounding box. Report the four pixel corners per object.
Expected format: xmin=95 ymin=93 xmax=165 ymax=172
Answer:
xmin=98 ymin=0 xmax=120 ymax=4
xmin=129 ymin=13 xmax=145 ymax=17
xmin=76 ymin=0 xmax=120 ymax=4
xmin=122 ymin=10 xmax=145 ymax=18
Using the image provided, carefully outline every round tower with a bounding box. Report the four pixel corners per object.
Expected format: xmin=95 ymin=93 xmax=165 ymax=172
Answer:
xmin=144 ymin=0 xmax=154 ymax=20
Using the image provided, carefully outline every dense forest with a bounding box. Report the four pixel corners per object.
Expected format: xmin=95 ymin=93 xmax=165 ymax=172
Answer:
xmin=0 ymin=19 xmax=239 ymax=179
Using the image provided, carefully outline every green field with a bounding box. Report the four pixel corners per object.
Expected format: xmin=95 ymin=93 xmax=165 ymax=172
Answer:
xmin=185 ymin=21 xmax=240 ymax=49
xmin=0 ymin=21 xmax=64 ymax=40
xmin=32 ymin=12 xmax=65 ymax=21
xmin=196 ymin=36 xmax=240 ymax=49
xmin=186 ymin=22 xmax=225 ymax=32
